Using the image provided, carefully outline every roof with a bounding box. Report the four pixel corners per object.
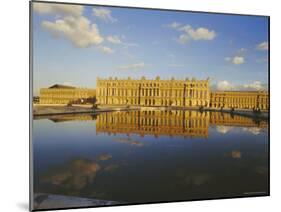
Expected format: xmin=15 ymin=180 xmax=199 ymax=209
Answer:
xmin=48 ymin=84 xmax=76 ymax=89
xmin=212 ymin=90 xmax=268 ymax=93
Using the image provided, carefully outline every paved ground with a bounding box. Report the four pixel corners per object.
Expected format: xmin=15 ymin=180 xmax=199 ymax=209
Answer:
xmin=33 ymin=193 xmax=121 ymax=210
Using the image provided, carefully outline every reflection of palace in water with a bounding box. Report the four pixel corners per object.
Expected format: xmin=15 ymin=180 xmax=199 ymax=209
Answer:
xmin=95 ymin=111 xmax=268 ymax=138
xmin=37 ymin=111 xmax=268 ymax=138
xmin=34 ymin=114 xmax=97 ymax=122
xmin=209 ymin=112 xmax=268 ymax=128
xmin=96 ymin=111 xmax=209 ymax=138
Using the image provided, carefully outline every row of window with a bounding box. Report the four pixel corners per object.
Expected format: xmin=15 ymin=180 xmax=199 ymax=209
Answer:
xmin=97 ymin=128 xmax=208 ymax=137
xmin=40 ymin=94 xmax=93 ymax=98
xmin=211 ymin=98 xmax=268 ymax=104
xmin=98 ymin=88 xmax=208 ymax=98
xmin=97 ymin=82 xmax=208 ymax=88
xmin=210 ymin=103 xmax=268 ymax=109
xmin=97 ymin=116 xmax=208 ymax=127
xmin=98 ymin=98 xmax=208 ymax=106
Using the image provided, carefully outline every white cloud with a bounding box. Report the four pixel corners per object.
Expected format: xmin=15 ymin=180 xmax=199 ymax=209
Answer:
xmin=179 ymin=25 xmax=192 ymax=32
xmin=178 ymin=25 xmax=216 ymax=43
xmin=217 ymin=80 xmax=234 ymax=91
xmin=242 ymin=127 xmax=261 ymax=135
xmin=92 ymin=8 xmax=117 ymax=22
xmin=178 ymin=34 xmax=190 ymax=44
xmin=216 ymin=126 xmax=233 ymax=134
xmin=35 ymin=3 xmax=123 ymax=54
xmin=106 ymin=35 xmax=138 ymax=47
xmin=165 ymin=23 xmax=216 ymax=44
xmin=107 ymin=35 xmax=122 ymax=44
xmin=256 ymin=41 xmax=268 ymax=51
xmin=33 ymin=3 xmax=83 ymax=17
xmin=165 ymin=22 xmax=182 ymax=29
xmin=225 ymin=56 xmax=245 ymax=65
xmin=118 ymin=63 xmax=146 ymax=71
xmin=97 ymin=46 xmax=114 ymax=54
xmin=164 ymin=22 xmax=214 ymax=44
xmin=243 ymin=81 xmax=266 ymax=90
xmin=215 ymin=80 xmax=268 ymax=91
xmin=232 ymin=56 xmax=245 ymax=65
xmin=41 ymin=16 xmax=104 ymax=48
xmin=185 ymin=27 xmax=216 ymax=41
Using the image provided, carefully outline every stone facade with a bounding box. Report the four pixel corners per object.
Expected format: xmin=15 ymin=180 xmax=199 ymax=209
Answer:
xmin=210 ymin=91 xmax=269 ymax=110
xmin=96 ymin=77 xmax=210 ymax=107
xmin=96 ymin=77 xmax=269 ymax=110
xmin=39 ymin=84 xmax=96 ymax=104
xmin=38 ymin=79 xmax=269 ymax=111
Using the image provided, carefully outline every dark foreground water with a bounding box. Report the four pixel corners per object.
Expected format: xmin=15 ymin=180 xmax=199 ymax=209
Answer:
xmin=32 ymin=110 xmax=269 ymax=208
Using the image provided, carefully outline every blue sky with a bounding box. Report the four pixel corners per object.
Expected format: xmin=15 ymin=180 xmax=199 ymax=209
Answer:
xmin=32 ymin=2 xmax=269 ymax=95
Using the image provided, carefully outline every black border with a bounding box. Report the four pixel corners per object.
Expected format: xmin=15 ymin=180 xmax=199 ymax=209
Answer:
xmin=29 ymin=0 xmax=270 ymax=211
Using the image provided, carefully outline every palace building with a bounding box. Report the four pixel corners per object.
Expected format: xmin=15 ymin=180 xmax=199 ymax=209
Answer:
xmin=38 ymin=78 xmax=269 ymax=111
xmin=32 ymin=110 xmax=268 ymax=138
xmin=96 ymin=77 xmax=268 ymax=111
xmin=210 ymin=91 xmax=269 ymax=110
xmin=39 ymin=84 xmax=96 ymax=104
xmin=96 ymin=77 xmax=210 ymax=107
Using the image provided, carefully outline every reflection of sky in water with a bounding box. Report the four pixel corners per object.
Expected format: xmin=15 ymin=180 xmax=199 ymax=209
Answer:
xmin=32 ymin=112 xmax=268 ymax=204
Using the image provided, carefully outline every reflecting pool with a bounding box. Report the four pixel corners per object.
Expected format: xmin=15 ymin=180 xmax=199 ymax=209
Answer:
xmin=32 ymin=110 xmax=269 ymax=209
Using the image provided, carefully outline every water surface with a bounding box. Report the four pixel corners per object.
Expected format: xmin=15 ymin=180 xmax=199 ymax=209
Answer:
xmin=32 ymin=110 xmax=269 ymax=206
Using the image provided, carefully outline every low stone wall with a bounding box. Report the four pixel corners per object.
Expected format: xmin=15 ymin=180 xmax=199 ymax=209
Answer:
xmin=33 ymin=104 xmax=269 ymax=120
xmin=33 ymin=105 xmax=94 ymax=116
xmin=33 ymin=104 xmax=141 ymax=116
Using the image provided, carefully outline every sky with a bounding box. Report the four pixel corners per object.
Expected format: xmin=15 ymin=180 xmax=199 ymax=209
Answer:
xmin=32 ymin=2 xmax=269 ymax=95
